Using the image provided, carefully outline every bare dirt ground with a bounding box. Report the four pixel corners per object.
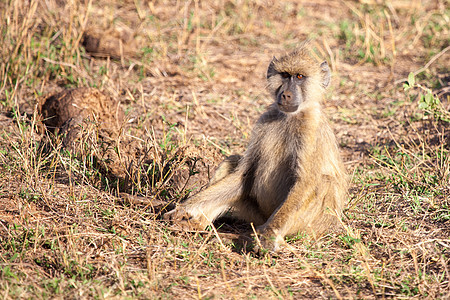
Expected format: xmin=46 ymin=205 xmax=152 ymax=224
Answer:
xmin=0 ymin=0 xmax=449 ymax=298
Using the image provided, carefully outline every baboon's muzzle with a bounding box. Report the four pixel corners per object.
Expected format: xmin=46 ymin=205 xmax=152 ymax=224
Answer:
xmin=277 ymin=89 xmax=299 ymax=113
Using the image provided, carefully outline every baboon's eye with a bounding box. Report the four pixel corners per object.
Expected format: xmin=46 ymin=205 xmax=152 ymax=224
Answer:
xmin=296 ymin=74 xmax=304 ymax=79
xmin=280 ymin=72 xmax=291 ymax=78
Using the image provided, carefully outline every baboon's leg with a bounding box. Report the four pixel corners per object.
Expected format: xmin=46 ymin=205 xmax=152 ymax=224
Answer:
xmin=230 ymin=198 xmax=267 ymax=226
xmin=209 ymin=155 xmax=241 ymax=186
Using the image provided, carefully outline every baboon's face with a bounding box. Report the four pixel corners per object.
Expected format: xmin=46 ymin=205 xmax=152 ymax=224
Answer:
xmin=266 ymin=47 xmax=331 ymax=114
xmin=271 ymin=71 xmax=306 ymax=113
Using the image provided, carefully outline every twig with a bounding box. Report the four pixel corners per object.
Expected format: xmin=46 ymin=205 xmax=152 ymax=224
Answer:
xmin=42 ymin=57 xmax=79 ymax=70
xmin=394 ymin=45 xmax=450 ymax=85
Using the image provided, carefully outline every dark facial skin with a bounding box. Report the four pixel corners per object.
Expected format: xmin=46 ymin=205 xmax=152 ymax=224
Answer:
xmin=275 ymin=72 xmax=306 ymax=113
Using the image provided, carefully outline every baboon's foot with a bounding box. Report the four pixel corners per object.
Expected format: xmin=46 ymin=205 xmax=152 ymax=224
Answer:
xmin=253 ymin=227 xmax=285 ymax=254
xmin=163 ymin=208 xmax=207 ymax=231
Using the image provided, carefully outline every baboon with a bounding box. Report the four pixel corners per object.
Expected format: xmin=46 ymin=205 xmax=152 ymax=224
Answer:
xmin=164 ymin=44 xmax=347 ymax=252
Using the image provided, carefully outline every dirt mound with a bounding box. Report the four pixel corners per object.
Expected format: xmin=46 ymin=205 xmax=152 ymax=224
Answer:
xmin=37 ymin=88 xmax=203 ymax=196
xmin=82 ymin=27 xmax=139 ymax=59
xmin=39 ymin=87 xmax=124 ymax=144
xmin=39 ymin=87 xmax=130 ymax=178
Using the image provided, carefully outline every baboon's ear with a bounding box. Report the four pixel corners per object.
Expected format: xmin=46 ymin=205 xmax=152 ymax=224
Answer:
xmin=267 ymin=57 xmax=278 ymax=78
xmin=320 ymin=61 xmax=331 ymax=88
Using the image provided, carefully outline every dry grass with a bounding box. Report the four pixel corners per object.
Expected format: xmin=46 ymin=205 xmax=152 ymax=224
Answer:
xmin=0 ymin=0 xmax=449 ymax=298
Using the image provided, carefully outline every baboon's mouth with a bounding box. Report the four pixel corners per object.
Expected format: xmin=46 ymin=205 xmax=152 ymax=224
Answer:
xmin=278 ymin=104 xmax=299 ymax=113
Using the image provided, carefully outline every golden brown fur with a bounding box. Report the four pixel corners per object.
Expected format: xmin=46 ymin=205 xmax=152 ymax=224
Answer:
xmin=164 ymin=44 xmax=347 ymax=252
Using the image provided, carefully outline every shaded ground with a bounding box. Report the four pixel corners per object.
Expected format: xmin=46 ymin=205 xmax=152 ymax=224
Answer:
xmin=0 ymin=0 xmax=449 ymax=298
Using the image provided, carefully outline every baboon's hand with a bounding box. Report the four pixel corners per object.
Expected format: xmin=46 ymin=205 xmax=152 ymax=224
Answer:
xmin=253 ymin=228 xmax=285 ymax=254
xmin=163 ymin=208 xmax=205 ymax=231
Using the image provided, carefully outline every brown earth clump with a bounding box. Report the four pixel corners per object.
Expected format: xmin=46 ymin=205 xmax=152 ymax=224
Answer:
xmin=82 ymin=27 xmax=139 ymax=59
xmin=37 ymin=88 xmax=203 ymax=196
xmin=39 ymin=87 xmax=124 ymax=144
xmin=39 ymin=87 xmax=130 ymax=178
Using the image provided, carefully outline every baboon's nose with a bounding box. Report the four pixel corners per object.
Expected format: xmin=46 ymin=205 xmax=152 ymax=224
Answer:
xmin=281 ymin=90 xmax=293 ymax=104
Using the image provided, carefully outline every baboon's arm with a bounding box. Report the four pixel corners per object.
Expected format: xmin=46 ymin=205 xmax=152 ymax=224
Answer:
xmin=165 ymin=172 xmax=244 ymax=228
xmin=257 ymin=177 xmax=319 ymax=250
